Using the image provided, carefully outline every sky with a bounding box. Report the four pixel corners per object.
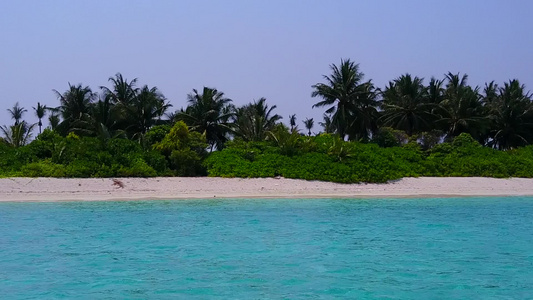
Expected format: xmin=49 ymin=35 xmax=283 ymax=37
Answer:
xmin=1 ymin=0 xmax=532 ymax=133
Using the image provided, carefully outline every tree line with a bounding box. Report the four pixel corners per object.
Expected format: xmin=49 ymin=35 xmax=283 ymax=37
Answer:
xmin=2 ymin=59 xmax=532 ymax=152
xmin=312 ymin=59 xmax=533 ymax=150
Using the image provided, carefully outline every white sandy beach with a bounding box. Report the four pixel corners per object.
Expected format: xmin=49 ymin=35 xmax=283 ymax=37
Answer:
xmin=1 ymin=177 xmax=533 ymax=201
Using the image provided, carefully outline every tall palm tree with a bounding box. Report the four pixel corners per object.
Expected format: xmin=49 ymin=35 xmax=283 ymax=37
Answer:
xmin=427 ymin=77 xmax=444 ymax=105
xmin=312 ymin=59 xmax=378 ymax=140
xmin=7 ymin=102 xmax=27 ymax=126
xmin=303 ymin=118 xmax=314 ymax=136
xmin=33 ymin=102 xmax=47 ymax=134
xmin=438 ymin=72 xmax=487 ymax=141
xmin=100 ymin=73 xmax=138 ymax=105
xmin=53 ymin=83 xmax=95 ymax=135
xmin=380 ymin=74 xmax=436 ymax=135
xmin=232 ymin=98 xmax=282 ymax=142
xmin=127 ymin=85 xmax=172 ymax=140
xmin=345 ymin=80 xmax=379 ymax=141
xmin=289 ymin=114 xmax=298 ymax=132
xmin=476 ymin=81 xmax=500 ymax=144
xmin=92 ymin=95 xmax=116 ymax=130
xmin=487 ymin=80 xmax=533 ymax=149
xmin=482 ymin=81 xmax=499 ymax=106
xmin=178 ymin=87 xmax=234 ymax=150
xmin=100 ymin=73 xmax=140 ymax=132
xmin=73 ymin=95 xmax=123 ymax=142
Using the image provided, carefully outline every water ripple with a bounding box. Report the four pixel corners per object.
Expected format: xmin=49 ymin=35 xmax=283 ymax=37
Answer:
xmin=1 ymin=197 xmax=532 ymax=299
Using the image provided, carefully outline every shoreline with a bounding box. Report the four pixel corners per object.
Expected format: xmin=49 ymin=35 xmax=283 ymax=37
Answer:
xmin=1 ymin=177 xmax=533 ymax=202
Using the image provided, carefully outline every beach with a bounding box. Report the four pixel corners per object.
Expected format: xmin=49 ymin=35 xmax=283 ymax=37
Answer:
xmin=1 ymin=177 xmax=533 ymax=201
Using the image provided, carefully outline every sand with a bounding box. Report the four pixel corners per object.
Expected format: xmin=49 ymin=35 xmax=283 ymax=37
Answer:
xmin=0 ymin=177 xmax=533 ymax=201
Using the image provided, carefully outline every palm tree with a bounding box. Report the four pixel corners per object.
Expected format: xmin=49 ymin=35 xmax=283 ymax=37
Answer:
xmin=127 ymin=85 xmax=172 ymax=140
xmin=380 ymin=74 xmax=436 ymax=135
xmin=33 ymin=102 xmax=47 ymax=134
xmin=73 ymin=95 xmax=123 ymax=142
xmin=53 ymin=83 xmax=95 ymax=135
xmin=0 ymin=122 xmax=36 ymax=147
xmin=427 ymin=77 xmax=444 ymax=105
xmin=177 ymin=87 xmax=234 ymax=150
xmin=312 ymin=59 xmax=378 ymax=140
xmin=47 ymin=107 xmax=61 ymax=130
xmin=92 ymin=95 xmax=116 ymax=130
xmin=289 ymin=114 xmax=298 ymax=132
xmin=164 ymin=111 xmax=179 ymax=125
xmin=477 ymin=81 xmax=500 ymax=144
xmin=482 ymin=81 xmax=499 ymax=106
xmin=487 ymin=80 xmax=533 ymax=149
xmin=100 ymin=73 xmax=140 ymax=132
xmin=232 ymin=98 xmax=282 ymax=142
xmin=303 ymin=118 xmax=314 ymax=136
xmin=7 ymin=102 xmax=27 ymax=126
xmin=319 ymin=113 xmax=334 ymax=134
xmin=345 ymin=80 xmax=379 ymax=141
xmin=100 ymin=73 xmax=138 ymax=105
xmin=438 ymin=72 xmax=487 ymax=141
xmin=2 ymin=102 xmax=34 ymax=147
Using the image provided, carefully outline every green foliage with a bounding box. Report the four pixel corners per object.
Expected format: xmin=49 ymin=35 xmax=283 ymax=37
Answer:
xmin=207 ymin=134 xmax=423 ymax=183
xmin=1 ymin=121 xmax=36 ymax=148
xmin=105 ymin=138 xmax=143 ymax=165
xmin=372 ymin=127 xmax=401 ymax=148
xmin=266 ymin=124 xmax=302 ymax=156
xmin=143 ymin=150 xmax=169 ymax=174
xmin=170 ymin=148 xmax=205 ymax=176
xmin=2 ymin=127 xmax=533 ymax=182
xmin=311 ymin=59 xmax=378 ymax=140
xmin=145 ymin=125 xmax=171 ymax=147
xmin=0 ymin=142 xmax=26 ymax=174
xmin=153 ymin=121 xmax=208 ymax=176
xmin=452 ymin=132 xmax=482 ymax=148
xmin=2 ymin=65 xmax=533 ymax=182
xmin=177 ymin=87 xmax=233 ymax=150
xmin=0 ymin=130 xmax=169 ymax=178
xmin=206 ymin=133 xmax=533 ymax=183
xmin=20 ymin=160 xmax=66 ymax=177
xmin=411 ymin=130 xmax=443 ymax=150
xmin=64 ymin=160 xmax=100 ymax=177
xmin=118 ymin=158 xmax=157 ymax=177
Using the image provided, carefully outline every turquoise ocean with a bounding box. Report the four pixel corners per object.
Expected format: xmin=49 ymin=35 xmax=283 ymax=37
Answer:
xmin=1 ymin=197 xmax=532 ymax=299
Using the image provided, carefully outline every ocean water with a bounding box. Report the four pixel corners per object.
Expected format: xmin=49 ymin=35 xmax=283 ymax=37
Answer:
xmin=1 ymin=197 xmax=532 ymax=299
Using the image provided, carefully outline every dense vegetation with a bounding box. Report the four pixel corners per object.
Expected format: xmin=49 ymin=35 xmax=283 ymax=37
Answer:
xmin=0 ymin=122 xmax=206 ymax=178
xmin=208 ymin=132 xmax=533 ymax=182
xmin=2 ymin=60 xmax=533 ymax=182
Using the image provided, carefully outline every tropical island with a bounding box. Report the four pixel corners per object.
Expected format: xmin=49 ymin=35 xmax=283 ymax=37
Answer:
xmin=1 ymin=59 xmax=533 ymax=183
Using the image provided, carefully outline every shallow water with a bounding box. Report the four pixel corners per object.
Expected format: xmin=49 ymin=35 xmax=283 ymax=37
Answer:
xmin=1 ymin=197 xmax=532 ymax=299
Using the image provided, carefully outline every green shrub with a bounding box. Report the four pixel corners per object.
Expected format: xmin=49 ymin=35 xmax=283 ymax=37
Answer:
xmin=145 ymin=125 xmax=171 ymax=146
xmin=154 ymin=121 xmax=208 ymax=176
xmin=170 ymin=148 xmax=205 ymax=176
xmin=64 ymin=160 xmax=100 ymax=178
xmin=144 ymin=150 xmax=169 ymax=173
xmin=3 ymin=127 xmax=533 ymax=182
xmin=118 ymin=158 xmax=157 ymax=177
xmin=205 ymin=151 xmax=251 ymax=177
xmin=452 ymin=133 xmax=482 ymax=148
xmin=20 ymin=160 xmax=66 ymax=177
xmin=371 ymin=127 xmax=408 ymax=148
xmin=205 ymin=132 xmax=533 ymax=183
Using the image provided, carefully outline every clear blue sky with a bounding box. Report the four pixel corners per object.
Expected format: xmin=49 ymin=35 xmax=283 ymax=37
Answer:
xmin=1 ymin=0 xmax=532 ymax=132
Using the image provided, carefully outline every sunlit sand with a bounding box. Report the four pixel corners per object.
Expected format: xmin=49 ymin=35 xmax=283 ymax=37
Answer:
xmin=1 ymin=177 xmax=533 ymax=201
